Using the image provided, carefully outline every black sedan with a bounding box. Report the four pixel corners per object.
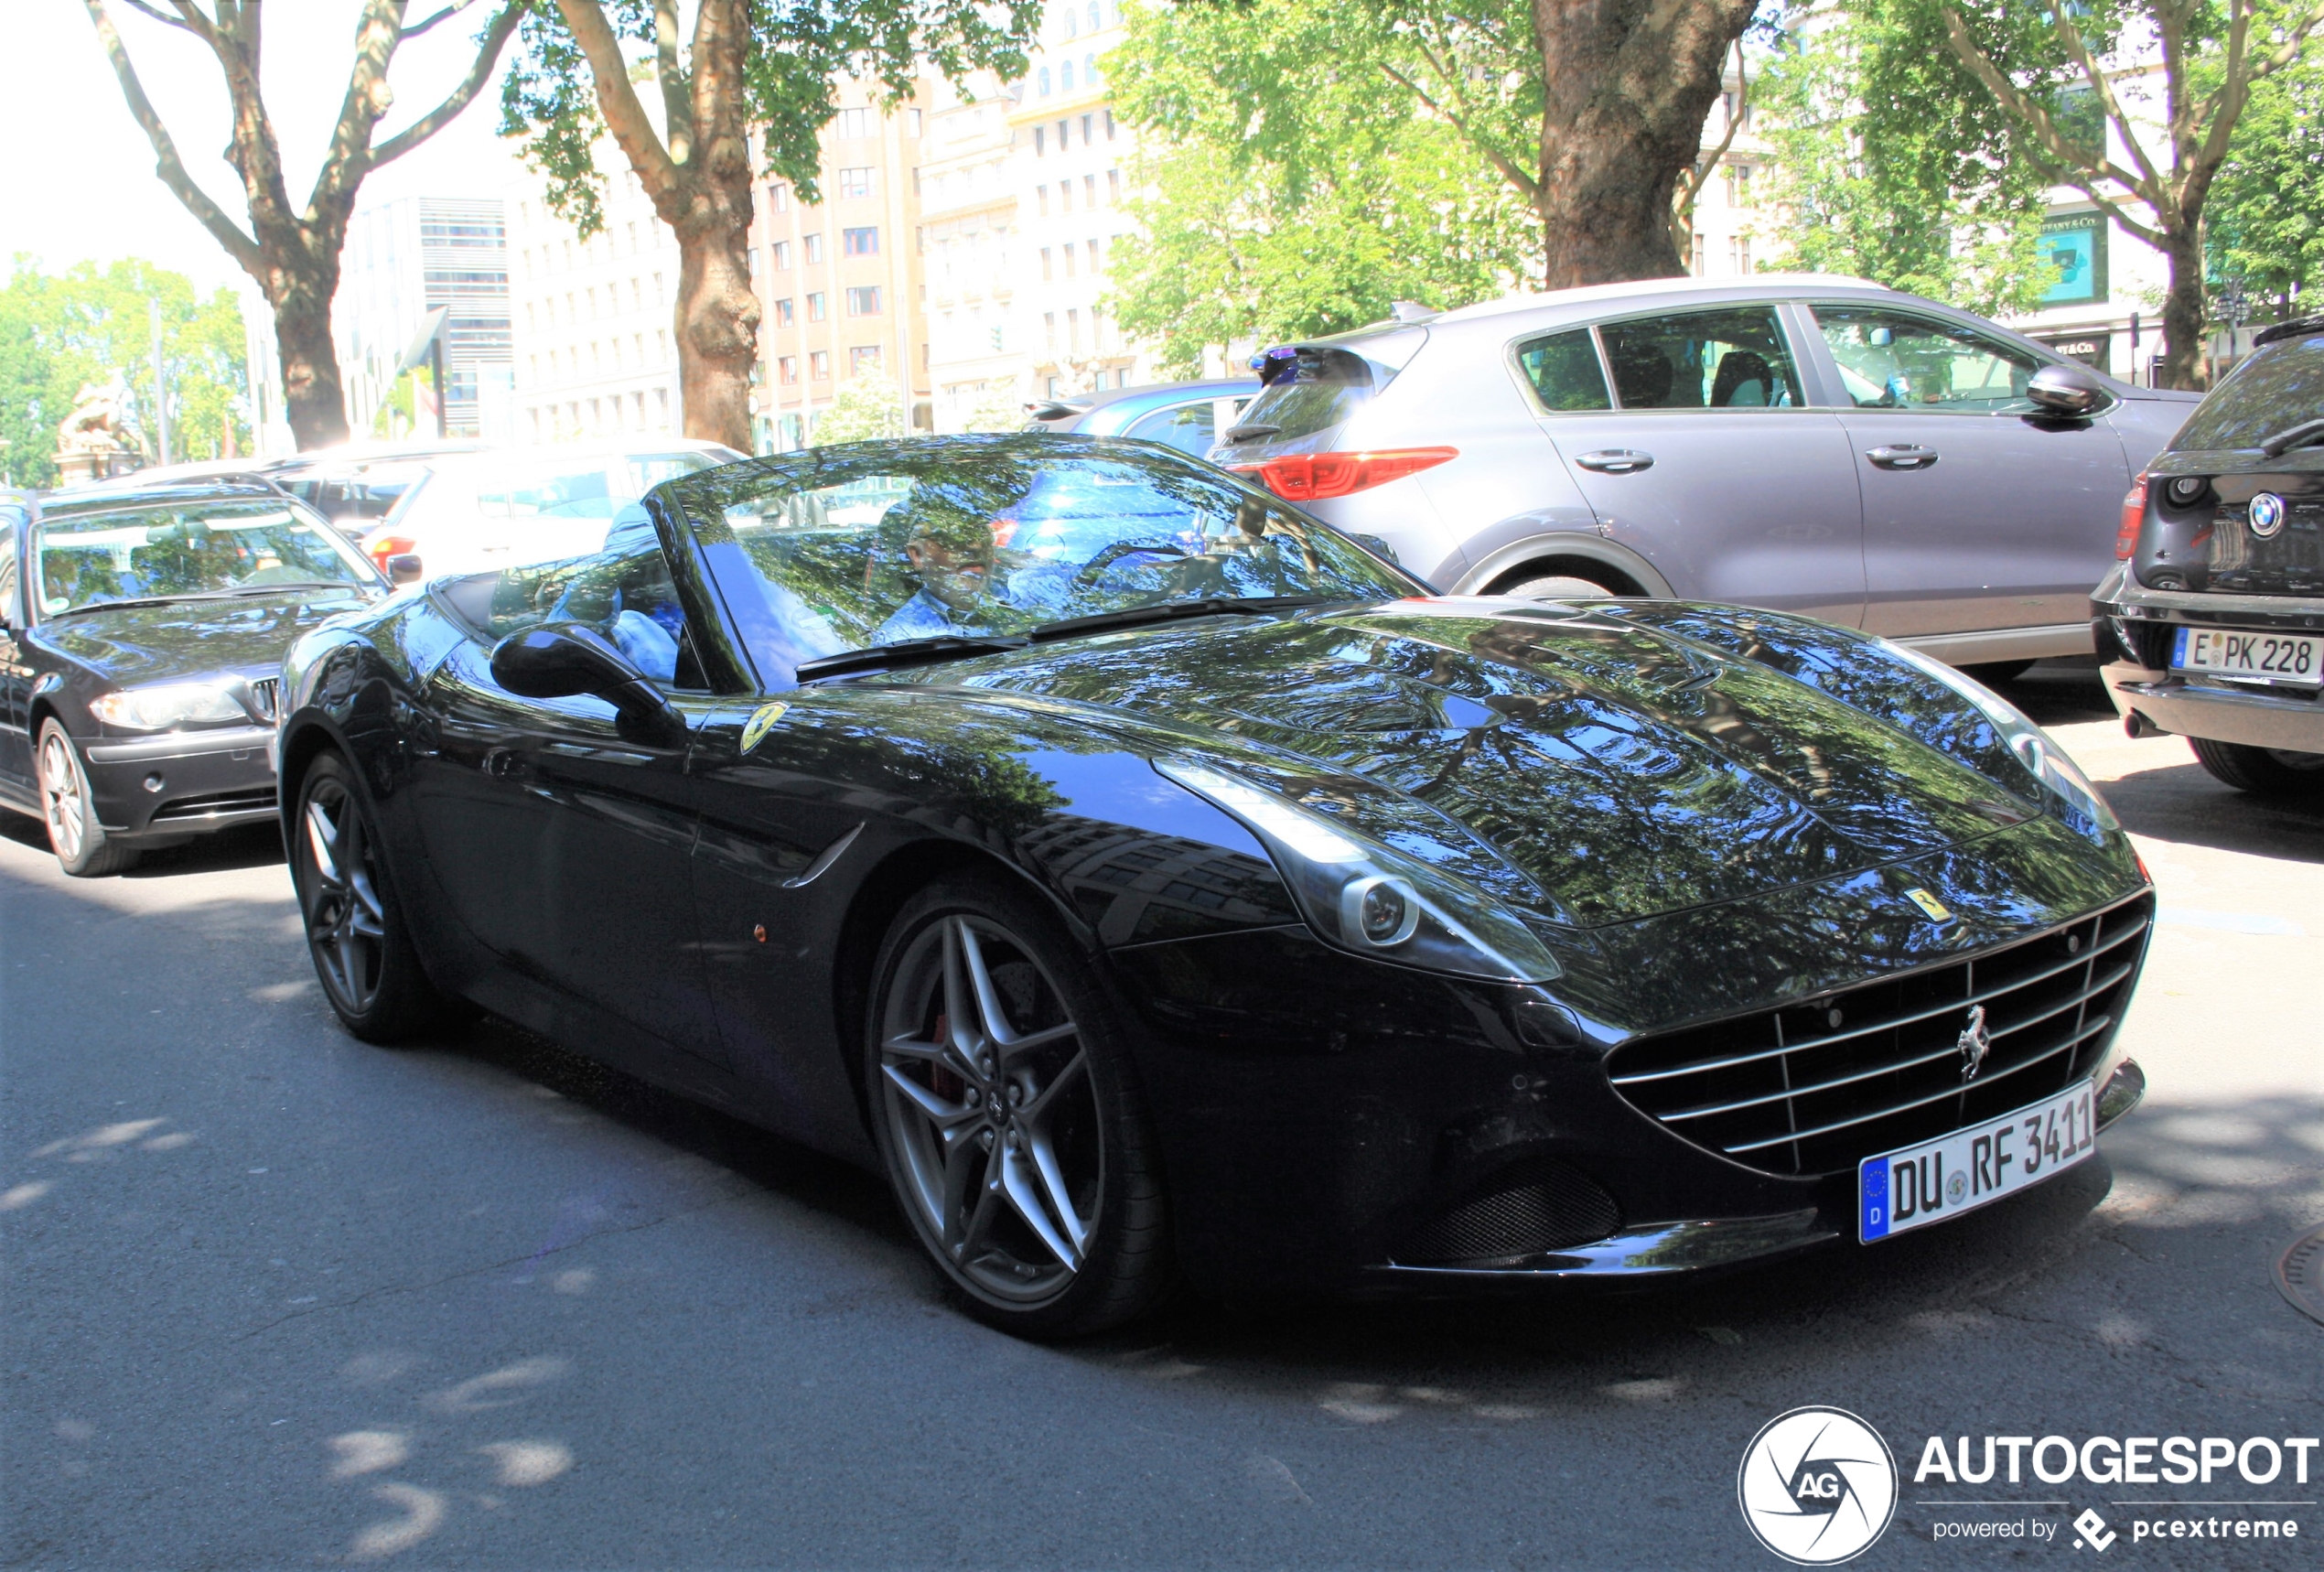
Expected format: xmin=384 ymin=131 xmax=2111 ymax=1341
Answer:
xmin=274 ymin=435 xmax=2152 ymax=1338
xmin=0 ymin=479 xmax=387 ymax=875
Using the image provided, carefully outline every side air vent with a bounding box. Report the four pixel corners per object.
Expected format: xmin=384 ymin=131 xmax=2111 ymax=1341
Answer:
xmin=1393 ymin=1160 xmax=1620 ymax=1265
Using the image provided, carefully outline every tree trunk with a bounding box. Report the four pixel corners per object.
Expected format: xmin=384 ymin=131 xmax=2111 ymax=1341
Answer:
xmin=2159 ymin=221 xmax=2208 ymax=391
xmin=670 ymin=181 xmax=760 ymax=452
xmin=1533 ymin=0 xmax=1756 ymax=287
xmin=272 ymin=267 xmax=352 ymax=451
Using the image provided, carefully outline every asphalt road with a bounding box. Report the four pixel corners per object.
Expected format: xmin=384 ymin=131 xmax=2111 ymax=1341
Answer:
xmin=4 ymin=662 xmax=2319 ymax=1570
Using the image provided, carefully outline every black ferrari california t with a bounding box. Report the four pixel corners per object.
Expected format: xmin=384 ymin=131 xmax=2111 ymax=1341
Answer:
xmin=274 ymin=435 xmax=2151 ymax=1337
xmin=1 ymin=479 xmax=386 ymax=875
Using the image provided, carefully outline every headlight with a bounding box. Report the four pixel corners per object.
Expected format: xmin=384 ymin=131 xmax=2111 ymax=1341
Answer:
xmin=1882 ymin=643 xmax=2118 ymax=832
xmin=90 ymin=683 xmax=248 ymax=731
xmin=1157 ymin=759 xmax=1563 ymax=983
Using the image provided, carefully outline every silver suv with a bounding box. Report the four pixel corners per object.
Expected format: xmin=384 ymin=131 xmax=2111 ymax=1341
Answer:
xmin=1210 ymin=275 xmax=2199 ymax=671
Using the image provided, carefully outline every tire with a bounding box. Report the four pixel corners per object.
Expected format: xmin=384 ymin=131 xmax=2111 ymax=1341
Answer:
xmin=1962 ymin=660 xmax=2034 ymax=685
xmin=2188 ymin=737 xmax=2324 ymax=797
xmin=1499 ymin=573 xmax=1618 ymax=600
xmin=37 ymin=720 xmax=138 ymax=877
xmin=866 ymin=875 xmax=1175 ymax=1339
xmin=290 ymin=751 xmax=459 ymax=1043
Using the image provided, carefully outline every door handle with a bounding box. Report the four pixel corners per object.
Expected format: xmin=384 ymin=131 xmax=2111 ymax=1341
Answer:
xmin=1865 ymin=445 xmax=1939 ymax=470
xmin=1574 ymin=449 xmax=1654 ymax=474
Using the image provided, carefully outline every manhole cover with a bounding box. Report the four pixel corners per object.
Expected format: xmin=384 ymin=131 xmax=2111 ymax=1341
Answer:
xmin=2276 ymin=1224 xmax=2324 ymax=1327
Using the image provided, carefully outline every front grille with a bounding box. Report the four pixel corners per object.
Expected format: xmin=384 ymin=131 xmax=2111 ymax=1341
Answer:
xmin=152 ymin=787 xmax=278 ymax=822
xmin=1608 ymin=894 xmax=2152 ymax=1178
xmin=248 ymin=678 xmax=281 ymax=722
xmin=1393 ymin=1160 xmax=1621 ymax=1265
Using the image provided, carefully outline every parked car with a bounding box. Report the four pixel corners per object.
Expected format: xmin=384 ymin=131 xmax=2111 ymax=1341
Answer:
xmin=59 ymin=439 xmax=490 ymax=533
xmin=1027 ymin=378 xmax=1259 ymax=459
xmin=0 ymin=479 xmax=387 ymax=875
xmin=275 ymin=433 xmax=2149 ymax=1338
xmin=1210 ymin=275 xmax=2200 ymax=676
xmin=2093 ymin=315 xmax=2324 ymax=794
xmin=351 ymin=437 xmax=748 ymax=577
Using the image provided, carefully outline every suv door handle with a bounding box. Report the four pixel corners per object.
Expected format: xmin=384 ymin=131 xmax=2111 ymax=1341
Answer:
xmin=1574 ymin=449 xmax=1653 ymax=474
xmin=1865 ymin=445 xmax=1939 ymax=470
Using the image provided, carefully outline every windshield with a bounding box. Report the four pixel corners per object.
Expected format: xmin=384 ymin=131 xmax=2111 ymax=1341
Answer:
xmin=32 ymin=500 xmax=376 ymax=616
xmin=679 ymin=437 xmax=1421 ymax=683
xmin=2174 ymin=334 xmax=2324 ymax=451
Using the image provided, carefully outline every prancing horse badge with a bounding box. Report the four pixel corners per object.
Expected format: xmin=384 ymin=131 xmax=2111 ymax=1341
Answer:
xmin=740 ymin=701 xmax=790 ymax=754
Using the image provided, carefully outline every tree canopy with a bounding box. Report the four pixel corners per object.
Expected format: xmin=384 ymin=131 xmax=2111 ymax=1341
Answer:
xmin=0 ymin=258 xmax=249 ymax=490
xmin=2206 ymin=48 xmax=2324 ymax=318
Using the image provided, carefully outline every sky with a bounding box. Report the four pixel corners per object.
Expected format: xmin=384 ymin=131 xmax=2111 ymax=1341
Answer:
xmin=0 ymin=2 xmax=532 ymax=300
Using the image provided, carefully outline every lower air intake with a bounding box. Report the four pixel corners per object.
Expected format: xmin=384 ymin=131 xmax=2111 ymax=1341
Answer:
xmin=1394 ymin=1161 xmax=1620 ymax=1265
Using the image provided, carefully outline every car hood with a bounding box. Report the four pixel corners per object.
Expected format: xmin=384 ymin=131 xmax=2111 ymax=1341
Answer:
xmin=934 ymin=600 xmax=2030 ymax=928
xmin=35 ymin=590 xmax=378 ymax=687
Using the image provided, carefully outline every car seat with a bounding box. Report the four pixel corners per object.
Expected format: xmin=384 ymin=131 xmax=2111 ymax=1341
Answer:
xmin=1711 ymin=350 xmax=1777 ymax=408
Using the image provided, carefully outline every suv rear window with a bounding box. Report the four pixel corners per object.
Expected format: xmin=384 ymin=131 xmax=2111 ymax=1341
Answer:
xmin=1221 ymin=348 xmax=1373 ymax=447
xmin=2173 ymin=332 xmax=2324 ymax=452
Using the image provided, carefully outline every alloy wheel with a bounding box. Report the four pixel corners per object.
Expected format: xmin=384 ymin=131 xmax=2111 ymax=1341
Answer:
xmin=298 ymin=776 xmax=388 ymax=1016
xmin=877 ymin=914 xmax=1101 ymax=1305
xmin=38 ymin=731 xmax=86 ymax=862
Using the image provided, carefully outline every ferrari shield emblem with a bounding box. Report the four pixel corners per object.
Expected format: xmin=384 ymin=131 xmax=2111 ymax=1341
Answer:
xmin=1903 ymin=888 xmax=1952 ymax=922
xmin=740 ymin=701 xmax=790 ymax=754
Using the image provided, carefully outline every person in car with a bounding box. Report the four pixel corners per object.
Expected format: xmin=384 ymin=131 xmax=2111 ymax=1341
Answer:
xmin=874 ymin=503 xmax=1071 ymax=643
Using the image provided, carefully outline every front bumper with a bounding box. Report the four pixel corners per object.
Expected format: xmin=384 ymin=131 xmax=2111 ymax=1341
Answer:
xmin=2091 ymin=574 xmax=2324 ymax=754
xmin=80 ymin=725 xmax=279 ymax=839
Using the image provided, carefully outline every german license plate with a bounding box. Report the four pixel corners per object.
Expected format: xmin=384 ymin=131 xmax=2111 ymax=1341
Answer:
xmin=2174 ymin=625 xmax=2324 ymax=685
xmin=1858 ymin=1079 xmax=2096 ymax=1243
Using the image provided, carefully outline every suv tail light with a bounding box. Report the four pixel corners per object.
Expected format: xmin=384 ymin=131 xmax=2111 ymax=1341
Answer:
xmin=367 ymin=533 xmax=417 ymax=568
xmin=2115 ymin=474 xmax=2148 ymax=559
xmin=1232 ymin=447 xmax=1457 ymax=502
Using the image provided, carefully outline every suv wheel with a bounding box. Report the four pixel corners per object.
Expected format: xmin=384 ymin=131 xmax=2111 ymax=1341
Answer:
xmin=2189 ymin=738 xmax=2324 ymax=796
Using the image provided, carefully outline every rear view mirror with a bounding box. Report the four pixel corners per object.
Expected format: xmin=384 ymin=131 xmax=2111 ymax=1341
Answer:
xmin=385 ymin=554 xmax=423 ymax=586
xmin=489 ymin=621 xmax=687 ymax=747
xmin=2027 ymin=362 xmax=2106 ymax=416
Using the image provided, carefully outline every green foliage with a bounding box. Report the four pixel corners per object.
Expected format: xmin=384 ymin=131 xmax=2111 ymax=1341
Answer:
xmin=1105 ymin=0 xmax=1540 ymax=375
xmin=812 ymin=377 xmax=908 ymax=445
xmin=1756 ymin=10 xmax=2054 ymax=317
xmin=2207 ymin=53 xmax=2324 ymax=318
xmin=499 ymin=0 xmax=1040 ymax=235
xmin=0 ymin=257 xmax=248 ymax=490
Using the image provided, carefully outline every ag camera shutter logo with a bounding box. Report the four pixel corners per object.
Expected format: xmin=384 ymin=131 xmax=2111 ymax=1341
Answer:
xmin=1738 ymin=1406 xmax=1899 ymax=1564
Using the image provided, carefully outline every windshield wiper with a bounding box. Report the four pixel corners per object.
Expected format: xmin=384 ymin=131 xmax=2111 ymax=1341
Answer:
xmin=2258 ymin=416 xmax=2324 ymax=456
xmin=1028 ymin=595 xmax=1336 ymax=644
xmin=1221 ymin=422 xmax=1282 ymax=443
xmin=795 ymin=634 xmax=1030 ymax=683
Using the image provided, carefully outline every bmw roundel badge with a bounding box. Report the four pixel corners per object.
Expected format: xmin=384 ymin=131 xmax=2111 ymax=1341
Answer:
xmin=2249 ymin=491 xmax=2288 ymax=539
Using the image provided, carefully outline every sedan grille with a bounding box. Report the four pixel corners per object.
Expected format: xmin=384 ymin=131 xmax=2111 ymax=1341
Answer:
xmin=1607 ymin=894 xmax=2152 ymax=1178
xmin=248 ymin=678 xmax=281 ymax=722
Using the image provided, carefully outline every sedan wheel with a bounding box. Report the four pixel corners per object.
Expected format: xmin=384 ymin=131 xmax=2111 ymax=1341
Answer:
xmin=292 ymin=752 xmax=458 ymax=1042
xmin=2190 ymin=737 xmax=2324 ymax=797
xmin=38 ymin=721 xmax=137 ymax=877
xmin=870 ymin=878 xmax=1172 ymax=1337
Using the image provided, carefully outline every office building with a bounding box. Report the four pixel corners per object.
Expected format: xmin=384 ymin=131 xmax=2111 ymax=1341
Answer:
xmin=336 ymin=196 xmax=514 ymax=440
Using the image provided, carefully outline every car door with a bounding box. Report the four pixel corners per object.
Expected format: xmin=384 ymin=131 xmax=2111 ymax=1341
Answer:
xmin=1806 ymin=302 xmax=2133 ymax=639
xmin=409 ymin=539 xmax=727 ymax=1066
xmin=1521 ymin=304 xmax=1867 ymax=625
xmin=0 ymin=515 xmax=32 ymax=794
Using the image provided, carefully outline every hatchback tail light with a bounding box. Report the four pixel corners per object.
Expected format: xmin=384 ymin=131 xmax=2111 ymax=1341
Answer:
xmin=2115 ymin=475 xmax=2148 ymax=559
xmin=367 ymin=533 xmax=417 ymax=568
xmin=1232 ymin=447 xmax=1457 ymax=502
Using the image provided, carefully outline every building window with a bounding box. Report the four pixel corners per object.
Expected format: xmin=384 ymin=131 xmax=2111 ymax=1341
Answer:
xmin=1038 ymin=185 xmax=1050 ymax=218
xmin=1044 ymin=311 xmax=1057 ymax=351
xmin=1728 ymin=234 xmax=1752 ymax=275
xmin=1724 ymin=163 xmax=1754 ymax=208
xmin=803 ymin=233 xmax=823 ymax=264
xmin=808 ymin=292 xmax=827 ymax=321
xmin=769 ymin=182 xmax=790 ymax=212
xmin=1081 ymin=113 xmax=1093 ymax=145
xmin=1087 ymin=0 xmax=1100 ymax=27
xmin=1067 ymin=307 xmax=1080 ymax=350
xmin=1060 ymin=59 xmax=1075 ymax=91
xmin=1107 ymin=168 xmax=1120 ymax=201
xmin=909 ymin=109 xmax=922 ymax=136
xmin=1057 ymin=120 xmax=1070 ymax=149
xmin=747 ymin=248 xmax=759 ymax=278
xmin=1084 ymin=174 xmax=1097 ymax=206
xmin=843 ymin=226 xmax=879 ymax=256
xmin=1104 ymin=108 xmax=1115 ymax=139
xmin=1060 ymin=181 xmax=1073 ymax=213
xmin=1040 ymin=246 xmax=1053 ymax=281
xmin=1062 ymin=245 xmax=1076 ymax=277
xmin=835 ymin=107 xmax=870 ymax=139
xmin=775 ymin=297 xmax=795 ymax=327
xmin=772 ymin=241 xmax=791 ymax=270
xmin=780 ymin=356 xmax=799 ymax=384
xmin=838 ymin=167 xmax=874 ymax=199
xmin=1086 ymin=53 xmax=1099 ymax=87
xmin=1034 ymin=125 xmax=1046 ymax=156
xmin=810 ymin=350 xmax=831 ymax=380
xmin=1087 ymin=238 xmax=1102 ymax=271
xmin=1037 ymin=67 xmax=1051 ymax=95
xmin=850 ymin=345 xmax=884 ymax=376
xmin=846 ymin=285 xmax=882 ymax=316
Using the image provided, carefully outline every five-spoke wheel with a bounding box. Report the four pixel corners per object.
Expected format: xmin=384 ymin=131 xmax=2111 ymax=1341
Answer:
xmin=291 ymin=752 xmax=457 ymax=1043
xmin=869 ymin=878 xmax=1172 ymax=1336
xmin=38 ymin=720 xmax=136 ymax=877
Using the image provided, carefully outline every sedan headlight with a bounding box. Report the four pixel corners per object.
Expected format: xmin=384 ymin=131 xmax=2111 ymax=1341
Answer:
xmin=1157 ymin=759 xmax=1563 ymax=983
xmin=90 ymin=683 xmax=248 ymax=731
xmin=1883 ymin=643 xmax=2119 ymax=831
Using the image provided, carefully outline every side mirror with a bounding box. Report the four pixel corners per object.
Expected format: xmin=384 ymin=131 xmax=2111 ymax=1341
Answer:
xmin=2027 ymin=362 xmax=2106 ymax=417
xmin=386 ymin=553 xmax=424 ymax=586
xmin=489 ymin=621 xmax=687 ymax=748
